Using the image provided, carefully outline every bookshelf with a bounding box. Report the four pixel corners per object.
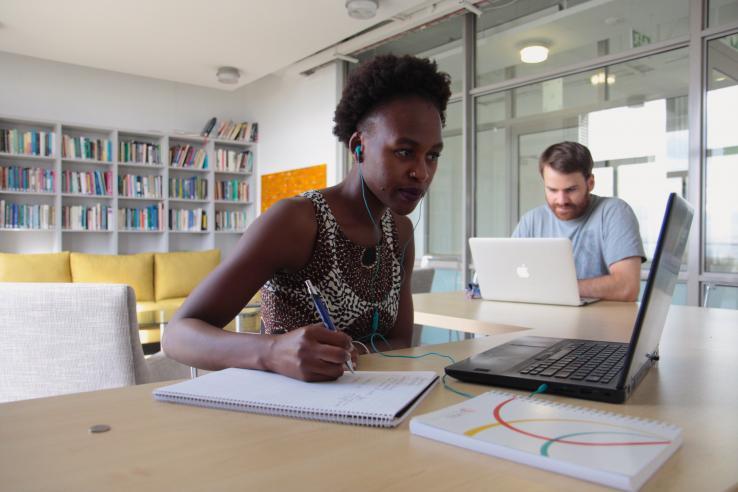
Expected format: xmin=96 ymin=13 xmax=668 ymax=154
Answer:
xmin=0 ymin=115 xmax=257 ymax=258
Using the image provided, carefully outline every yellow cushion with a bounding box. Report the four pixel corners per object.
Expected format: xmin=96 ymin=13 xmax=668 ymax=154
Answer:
xmin=136 ymin=300 xmax=161 ymax=313
xmin=0 ymin=252 xmax=72 ymax=282
xmin=70 ymin=252 xmax=154 ymax=302
xmin=150 ymin=297 xmax=188 ymax=311
xmin=154 ymin=250 xmax=220 ymax=301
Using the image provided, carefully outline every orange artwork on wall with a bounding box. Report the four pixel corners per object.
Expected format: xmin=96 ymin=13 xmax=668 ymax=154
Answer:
xmin=260 ymin=163 xmax=327 ymax=212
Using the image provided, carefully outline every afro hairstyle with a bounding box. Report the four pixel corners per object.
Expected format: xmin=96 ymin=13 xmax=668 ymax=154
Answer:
xmin=332 ymin=54 xmax=452 ymax=146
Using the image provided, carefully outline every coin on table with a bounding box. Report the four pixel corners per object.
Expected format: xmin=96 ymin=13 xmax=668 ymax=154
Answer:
xmin=89 ymin=424 xmax=111 ymax=433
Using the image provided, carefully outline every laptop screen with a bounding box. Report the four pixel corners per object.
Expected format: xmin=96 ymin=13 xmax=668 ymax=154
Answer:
xmin=619 ymin=193 xmax=694 ymax=389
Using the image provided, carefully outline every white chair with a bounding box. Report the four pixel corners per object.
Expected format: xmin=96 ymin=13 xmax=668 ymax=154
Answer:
xmin=0 ymin=282 xmax=190 ymax=403
xmin=411 ymin=268 xmax=435 ymax=346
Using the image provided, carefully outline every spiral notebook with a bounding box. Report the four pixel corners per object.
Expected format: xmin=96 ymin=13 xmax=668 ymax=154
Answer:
xmin=153 ymin=368 xmax=439 ymax=428
xmin=410 ymin=391 xmax=681 ymax=491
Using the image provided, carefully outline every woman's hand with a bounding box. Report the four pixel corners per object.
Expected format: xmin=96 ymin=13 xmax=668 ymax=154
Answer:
xmin=265 ymin=324 xmax=354 ymax=381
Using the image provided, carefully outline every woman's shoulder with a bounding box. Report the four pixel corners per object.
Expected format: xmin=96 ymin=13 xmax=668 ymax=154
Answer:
xmin=264 ymin=194 xmax=315 ymax=219
xmin=256 ymin=195 xmax=318 ymax=241
xmin=236 ymin=195 xmax=319 ymax=273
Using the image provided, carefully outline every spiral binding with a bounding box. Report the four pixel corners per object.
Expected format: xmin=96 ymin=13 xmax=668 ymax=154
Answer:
xmin=156 ymin=391 xmax=395 ymax=428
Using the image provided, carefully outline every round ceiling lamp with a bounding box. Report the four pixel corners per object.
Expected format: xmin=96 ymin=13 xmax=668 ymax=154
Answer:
xmin=519 ymin=44 xmax=550 ymax=64
xmin=216 ymin=66 xmax=240 ymax=85
xmin=346 ymin=0 xmax=378 ymax=19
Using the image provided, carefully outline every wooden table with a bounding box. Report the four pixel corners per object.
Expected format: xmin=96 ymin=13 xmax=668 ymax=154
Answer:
xmin=1 ymin=303 xmax=737 ymax=491
xmin=413 ymin=291 xmax=639 ymax=340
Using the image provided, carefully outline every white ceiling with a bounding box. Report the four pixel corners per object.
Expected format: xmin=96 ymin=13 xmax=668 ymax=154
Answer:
xmin=0 ymin=0 xmax=434 ymax=91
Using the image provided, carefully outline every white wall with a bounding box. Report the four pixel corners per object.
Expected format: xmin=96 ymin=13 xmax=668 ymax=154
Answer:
xmin=233 ymin=63 xmax=342 ymax=187
xmin=0 ymin=51 xmax=245 ymax=133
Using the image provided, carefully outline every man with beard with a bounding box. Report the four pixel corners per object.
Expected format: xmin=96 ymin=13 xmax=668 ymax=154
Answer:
xmin=513 ymin=141 xmax=645 ymax=301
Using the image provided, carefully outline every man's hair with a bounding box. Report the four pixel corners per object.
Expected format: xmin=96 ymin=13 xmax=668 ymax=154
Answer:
xmin=332 ymin=54 xmax=452 ymax=146
xmin=539 ymin=141 xmax=594 ymax=178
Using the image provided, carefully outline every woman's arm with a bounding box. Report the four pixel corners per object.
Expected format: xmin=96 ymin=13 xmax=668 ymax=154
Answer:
xmin=162 ymin=197 xmax=353 ymax=381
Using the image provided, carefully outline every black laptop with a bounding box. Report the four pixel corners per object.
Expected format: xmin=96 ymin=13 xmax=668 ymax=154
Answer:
xmin=445 ymin=193 xmax=694 ymax=403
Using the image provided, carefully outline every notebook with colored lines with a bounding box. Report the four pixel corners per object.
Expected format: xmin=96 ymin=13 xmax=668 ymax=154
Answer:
xmin=153 ymin=368 xmax=439 ymax=428
xmin=410 ymin=390 xmax=681 ymax=491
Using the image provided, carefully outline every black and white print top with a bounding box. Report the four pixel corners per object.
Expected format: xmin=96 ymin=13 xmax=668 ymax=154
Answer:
xmin=260 ymin=190 xmax=402 ymax=340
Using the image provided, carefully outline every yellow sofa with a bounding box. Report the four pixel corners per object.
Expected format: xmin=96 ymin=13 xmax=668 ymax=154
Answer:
xmin=0 ymin=249 xmax=221 ymax=326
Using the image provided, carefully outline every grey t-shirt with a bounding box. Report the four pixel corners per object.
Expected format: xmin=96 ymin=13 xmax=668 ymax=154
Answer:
xmin=512 ymin=195 xmax=645 ymax=280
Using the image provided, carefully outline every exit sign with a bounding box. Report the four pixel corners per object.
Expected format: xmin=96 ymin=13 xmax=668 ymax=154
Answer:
xmin=632 ymin=29 xmax=652 ymax=48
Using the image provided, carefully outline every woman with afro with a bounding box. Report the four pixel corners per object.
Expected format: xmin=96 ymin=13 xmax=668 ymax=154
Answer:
xmin=164 ymin=54 xmax=452 ymax=381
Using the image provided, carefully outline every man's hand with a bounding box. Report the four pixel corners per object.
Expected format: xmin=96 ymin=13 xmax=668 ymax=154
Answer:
xmin=578 ymin=256 xmax=641 ymax=301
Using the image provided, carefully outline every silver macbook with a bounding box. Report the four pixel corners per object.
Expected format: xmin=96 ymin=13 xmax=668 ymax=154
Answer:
xmin=469 ymin=237 xmax=598 ymax=306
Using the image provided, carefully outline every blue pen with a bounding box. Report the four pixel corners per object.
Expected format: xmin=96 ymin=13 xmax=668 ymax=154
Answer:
xmin=305 ymin=280 xmax=355 ymax=373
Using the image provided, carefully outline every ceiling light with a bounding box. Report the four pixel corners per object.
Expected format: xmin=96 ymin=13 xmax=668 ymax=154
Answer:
xmin=346 ymin=0 xmax=378 ymax=20
xmin=216 ymin=66 xmax=240 ymax=85
xmin=519 ymin=44 xmax=549 ymax=64
xmin=590 ymin=72 xmax=616 ymax=85
xmin=713 ymin=69 xmax=728 ymax=82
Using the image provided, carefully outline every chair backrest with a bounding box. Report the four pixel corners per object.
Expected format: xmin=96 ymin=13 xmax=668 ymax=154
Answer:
xmin=411 ymin=268 xmax=435 ymax=295
xmin=0 ymin=282 xmax=150 ymax=403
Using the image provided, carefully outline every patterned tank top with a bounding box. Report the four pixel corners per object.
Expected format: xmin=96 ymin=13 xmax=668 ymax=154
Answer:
xmin=260 ymin=190 xmax=402 ymax=340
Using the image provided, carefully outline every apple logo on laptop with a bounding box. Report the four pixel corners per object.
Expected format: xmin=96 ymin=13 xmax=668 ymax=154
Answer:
xmin=516 ymin=264 xmax=530 ymax=279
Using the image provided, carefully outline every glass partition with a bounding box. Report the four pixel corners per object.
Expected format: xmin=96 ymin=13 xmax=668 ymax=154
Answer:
xmin=426 ymin=101 xmax=463 ymax=257
xmin=705 ymin=34 xmax=738 ymax=274
xmin=476 ymin=0 xmax=689 ymax=88
xmin=708 ymin=0 xmax=738 ymax=28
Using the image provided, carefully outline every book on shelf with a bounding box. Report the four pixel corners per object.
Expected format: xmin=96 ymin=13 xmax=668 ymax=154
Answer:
xmin=410 ymin=390 xmax=682 ymax=491
xmin=62 ymin=169 xmax=112 ymax=196
xmin=169 ymin=176 xmax=208 ymax=200
xmin=215 ymin=209 xmax=248 ymax=231
xmin=215 ymin=148 xmax=252 ymax=173
xmin=118 ymin=203 xmax=164 ymax=231
xmin=215 ymin=179 xmax=249 ymax=202
xmin=169 ymin=144 xmax=208 ymax=169
xmin=0 ymin=200 xmax=55 ymax=230
xmin=169 ymin=207 xmax=207 ymax=231
xmin=62 ymin=135 xmax=113 ymax=162
xmin=0 ymin=128 xmax=55 ymax=157
xmin=212 ymin=121 xmax=258 ymax=142
xmin=119 ymin=140 xmax=161 ymax=165
xmin=0 ymin=165 xmax=55 ymax=193
xmin=153 ymin=368 xmax=439 ymax=428
xmin=200 ymin=117 xmax=217 ymax=137
xmin=62 ymin=204 xmax=113 ymax=231
xmin=119 ymin=174 xmax=162 ymax=199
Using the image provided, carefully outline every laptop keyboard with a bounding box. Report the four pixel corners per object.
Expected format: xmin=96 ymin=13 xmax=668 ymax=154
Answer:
xmin=519 ymin=342 xmax=628 ymax=384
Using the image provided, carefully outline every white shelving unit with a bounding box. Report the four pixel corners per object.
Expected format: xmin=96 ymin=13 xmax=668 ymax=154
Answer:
xmin=0 ymin=115 xmax=257 ymax=258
